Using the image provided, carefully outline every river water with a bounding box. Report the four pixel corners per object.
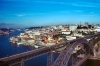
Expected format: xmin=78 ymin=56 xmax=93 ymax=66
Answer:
xmin=0 ymin=31 xmax=100 ymax=66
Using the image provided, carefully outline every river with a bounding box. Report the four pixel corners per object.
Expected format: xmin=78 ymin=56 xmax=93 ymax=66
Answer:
xmin=0 ymin=31 xmax=100 ymax=66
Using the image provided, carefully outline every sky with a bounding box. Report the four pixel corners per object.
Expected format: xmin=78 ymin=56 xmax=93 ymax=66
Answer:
xmin=0 ymin=0 xmax=100 ymax=27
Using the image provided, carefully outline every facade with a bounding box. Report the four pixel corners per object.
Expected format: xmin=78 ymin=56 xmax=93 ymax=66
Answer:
xmin=94 ymin=26 xmax=100 ymax=32
xmin=77 ymin=26 xmax=89 ymax=32
xmin=69 ymin=25 xmax=78 ymax=31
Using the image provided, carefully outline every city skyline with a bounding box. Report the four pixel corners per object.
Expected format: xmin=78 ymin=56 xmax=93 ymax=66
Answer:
xmin=0 ymin=0 xmax=100 ymax=27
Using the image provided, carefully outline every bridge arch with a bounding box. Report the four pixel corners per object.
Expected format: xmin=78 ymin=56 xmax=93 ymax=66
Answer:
xmin=52 ymin=38 xmax=94 ymax=66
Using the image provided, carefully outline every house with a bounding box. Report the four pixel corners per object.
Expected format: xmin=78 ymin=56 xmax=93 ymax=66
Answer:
xmin=61 ymin=29 xmax=71 ymax=35
xmin=69 ymin=25 xmax=78 ymax=31
xmin=77 ymin=26 xmax=89 ymax=32
xmin=24 ymin=38 xmax=35 ymax=43
xmin=94 ymin=26 xmax=100 ymax=32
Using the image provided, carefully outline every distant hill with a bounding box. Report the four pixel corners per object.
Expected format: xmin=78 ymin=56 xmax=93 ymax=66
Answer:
xmin=0 ymin=23 xmax=24 ymax=28
xmin=26 ymin=26 xmax=49 ymax=29
xmin=27 ymin=27 xmax=43 ymax=29
xmin=0 ymin=28 xmax=11 ymax=31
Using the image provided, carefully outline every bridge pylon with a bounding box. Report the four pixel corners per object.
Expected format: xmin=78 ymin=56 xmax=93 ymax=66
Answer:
xmin=20 ymin=58 xmax=24 ymax=66
xmin=47 ymin=51 xmax=54 ymax=66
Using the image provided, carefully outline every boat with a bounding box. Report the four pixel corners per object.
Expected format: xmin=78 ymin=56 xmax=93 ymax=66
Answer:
xmin=34 ymin=45 xmax=39 ymax=48
xmin=17 ymin=42 xmax=23 ymax=45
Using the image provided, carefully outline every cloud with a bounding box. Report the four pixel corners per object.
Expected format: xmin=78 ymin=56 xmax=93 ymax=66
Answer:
xmin=17 ymin=14 xmax=25 ymax=17
xmin=2 ymin=0 xmax=100 ymax=8
xmin=81 ymin=13 xmax=99 ymax=16
xmin=1 ymin=13 xmax=44 ymax=17
xmin=2 ymin=0 xmax=65 ymax=4
xmin=56 ymin=10 xmax=84 ymax=14
xmin=58 ymin=11 xmax=70 ymax=14
xmin=33 ymin=1 xmax=65 ymax=4
xmin=33 ymin=1 xmax=100 ymax=8
xmin=74 ymin=10 xmax=83 ymax=13
xmin=33 ymin=1 xmax=100 ymax=7
xmin=90 ymin=12 xmax=94 ymax=14
xmin=16 ymin=13 xmax=44 ymax=17
xmin=71 ymin=3 xmax=97 ymax=7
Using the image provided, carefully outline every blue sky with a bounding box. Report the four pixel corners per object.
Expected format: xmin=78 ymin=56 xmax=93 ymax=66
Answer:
xmin=0 ymin=0 xmax=100 ymax=27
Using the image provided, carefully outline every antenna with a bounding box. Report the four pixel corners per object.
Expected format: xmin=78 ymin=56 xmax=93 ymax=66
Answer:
xmin=80 ymin=21 xmax=81 ymax=26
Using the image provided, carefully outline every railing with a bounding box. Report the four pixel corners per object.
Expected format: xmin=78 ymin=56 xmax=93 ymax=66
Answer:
xmin=72 ymin=54 xmax=90 ymax=66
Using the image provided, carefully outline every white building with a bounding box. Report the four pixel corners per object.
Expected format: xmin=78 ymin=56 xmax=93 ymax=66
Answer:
xmin=62 ymin=31 xmax=70 ymax=34
xmin=58 ymin=25 xmax=64 ymax=29
xmin=61 ymin=29 xmax=70 ymax=34
xmin=94 ymin=26 xmax=100 ymax=32
xmin=69 ymin=25 xmax=78 ymax=31
xmin=66 ymin=36 xmax=76 ymax=40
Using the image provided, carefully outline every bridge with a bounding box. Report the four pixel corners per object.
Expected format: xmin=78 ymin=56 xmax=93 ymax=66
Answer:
xmin=0 ymin=33 xmax=100 ymax=66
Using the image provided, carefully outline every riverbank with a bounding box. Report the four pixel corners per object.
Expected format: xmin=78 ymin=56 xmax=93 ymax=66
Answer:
xmin=89 ymin=55 xmax=100 ymax=60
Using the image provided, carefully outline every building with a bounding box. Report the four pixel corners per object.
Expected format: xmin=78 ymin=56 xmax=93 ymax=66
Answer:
xmin=94 ymin=26 xmax=100 ymax=32
xmin=69 ymin=25 xmax=78 ymax=31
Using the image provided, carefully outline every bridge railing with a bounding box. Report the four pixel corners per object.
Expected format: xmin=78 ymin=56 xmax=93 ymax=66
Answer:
xmin=0 ymin=33 xmax=100 ymax=65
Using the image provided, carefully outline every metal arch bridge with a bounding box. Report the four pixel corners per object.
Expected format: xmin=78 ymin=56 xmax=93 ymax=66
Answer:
xmin=0 ymin=33 xmax=100 ymax=66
